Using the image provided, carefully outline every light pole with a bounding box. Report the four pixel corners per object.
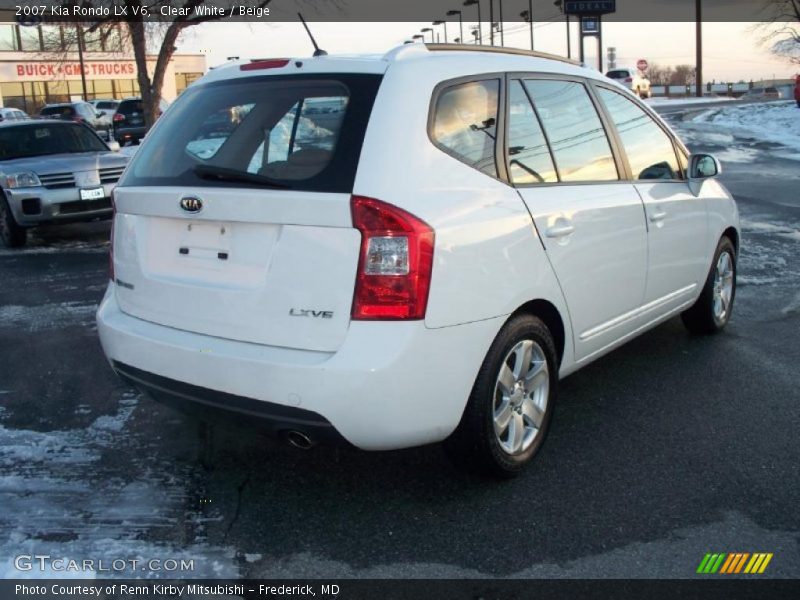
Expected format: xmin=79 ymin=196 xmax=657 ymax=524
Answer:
xmin=520 ymin=3 xmax=533 ymax=51
xmin=447 ymin=10 xmax=464 ymax=44
xmin=497 ymin=0 xmax=504 ymax=46
xmin=696 ymin=0 xmax=703 ymax=97
xmin=421 ymin=27 xmax=434 ymax=43
xmin=488 ymin=0 xmax=494 ymax=46
xmin=412 ymin=34 xmax=424 ymax=42
xmin=554 ymin=0 xmax=571 ymax=59
xmin=433 ymin=20 xmax=447 ymax=43
xmin=463 ymin=0 xmax=482 ymax=45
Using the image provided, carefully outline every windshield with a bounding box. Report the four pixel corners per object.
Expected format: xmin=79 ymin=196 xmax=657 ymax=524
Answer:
xmin=120 ymin=73 xmax=382 ymax=193
xmin=0 ymin=122 xmax=108 ymax=160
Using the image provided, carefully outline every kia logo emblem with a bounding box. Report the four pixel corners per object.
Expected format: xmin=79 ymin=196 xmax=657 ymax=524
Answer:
xmin=180 ymin=196 xmax=203 ymax=213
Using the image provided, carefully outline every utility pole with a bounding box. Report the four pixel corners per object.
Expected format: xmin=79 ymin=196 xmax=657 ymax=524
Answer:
xmin=696 ymin=0 xmax=703 ymax=97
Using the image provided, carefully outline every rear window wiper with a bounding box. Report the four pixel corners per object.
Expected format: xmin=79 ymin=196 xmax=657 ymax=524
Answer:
xmin=193 ymin=164 xmax=290 ymax=189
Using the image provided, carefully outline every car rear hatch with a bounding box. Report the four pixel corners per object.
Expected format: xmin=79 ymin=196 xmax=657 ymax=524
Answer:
xmin=111 ymin=70 xmax=383 ymax=353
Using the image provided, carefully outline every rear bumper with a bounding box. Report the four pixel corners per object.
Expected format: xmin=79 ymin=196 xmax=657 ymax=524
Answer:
xmin=112 ymin=361 xmax=349 ymax=446
xmin=97 ymin=285 xmax=504 ymax=451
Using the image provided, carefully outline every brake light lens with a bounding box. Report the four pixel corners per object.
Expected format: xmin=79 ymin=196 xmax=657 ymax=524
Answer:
xmin=240 ymin=59 xmax=290 ymax=71
xmin=113 ymin=113 xmax=125 ymax=122
xmin=625 ymin=77 xmax=633 ymax=83
xmin=351 ymin=196 xmax=434 ymax=320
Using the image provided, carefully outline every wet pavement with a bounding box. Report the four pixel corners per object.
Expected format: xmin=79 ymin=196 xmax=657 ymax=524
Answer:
xmin=0 ymin=104 xmax=798 ymax=579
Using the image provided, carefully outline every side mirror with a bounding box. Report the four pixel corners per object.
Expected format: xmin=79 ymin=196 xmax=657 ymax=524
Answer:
xmin=689 ymin=154 xmax=721 ymax=179
xmin=107 ymin=140 xmax=121 ymax=153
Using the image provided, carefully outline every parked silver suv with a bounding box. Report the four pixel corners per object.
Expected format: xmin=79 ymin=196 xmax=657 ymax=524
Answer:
xmin=0 ymin=120 xmax=128 ymax=247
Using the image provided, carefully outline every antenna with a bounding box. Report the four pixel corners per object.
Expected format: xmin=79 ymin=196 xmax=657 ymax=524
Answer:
xmin=298 ymin=13 xmax=327 ymax=57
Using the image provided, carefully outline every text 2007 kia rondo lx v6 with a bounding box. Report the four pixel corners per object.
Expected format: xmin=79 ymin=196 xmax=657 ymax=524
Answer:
xmin=98 ymin=44 xmax=739 ymax=476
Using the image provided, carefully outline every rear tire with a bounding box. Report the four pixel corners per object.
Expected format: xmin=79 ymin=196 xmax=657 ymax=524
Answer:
xmin=444 ymin=315 xmax=558 ymax=478
xmin=681 ymin=236 xmax=736 ymax=334
xmin=0 ymin=195 xmax=27 ymax=248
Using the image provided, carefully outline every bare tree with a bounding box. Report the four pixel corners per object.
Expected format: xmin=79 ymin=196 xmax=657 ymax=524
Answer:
xmin=757 ymin=0 xmax=800 ymax=65
xmin=47 ymin=1 xmax=275 ymax=127
xmin=645 ymin=63 xmax=674 ymax=86
xmin=671 ymin=65 xmax=697 ymax=86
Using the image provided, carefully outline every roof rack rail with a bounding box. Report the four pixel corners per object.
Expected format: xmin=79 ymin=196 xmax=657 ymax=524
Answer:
xmin=425 ymin=43 xmax=580 ymax=66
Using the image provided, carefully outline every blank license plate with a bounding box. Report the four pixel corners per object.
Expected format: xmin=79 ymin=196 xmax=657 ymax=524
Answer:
xmin=80 ymin=187 xmax=104 ymax=201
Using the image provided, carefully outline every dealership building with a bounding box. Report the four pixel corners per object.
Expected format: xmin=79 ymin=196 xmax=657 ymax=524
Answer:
xmin=0 ymin=22 xmax=206 ymax=114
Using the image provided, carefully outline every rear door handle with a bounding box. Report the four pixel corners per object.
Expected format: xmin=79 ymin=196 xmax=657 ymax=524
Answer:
xmin=546 ymin=223 xmax=575 ymax=238
xmin=650 ymin=210 xmax=667 ymax=223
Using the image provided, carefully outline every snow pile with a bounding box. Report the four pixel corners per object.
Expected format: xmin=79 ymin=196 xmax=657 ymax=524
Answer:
xmin=692 ymin=101 xmax=800 ymax=156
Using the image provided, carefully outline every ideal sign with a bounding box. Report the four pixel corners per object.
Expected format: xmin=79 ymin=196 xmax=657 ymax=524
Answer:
xmin=564 ymin=1 xmax=617 ymax=15
xmin=13 ymin=62 xmax=137 ymax=80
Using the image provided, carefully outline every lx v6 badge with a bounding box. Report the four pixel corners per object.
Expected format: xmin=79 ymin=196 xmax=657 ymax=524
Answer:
xmin=289 ymin=308 xmax=334 ymax=319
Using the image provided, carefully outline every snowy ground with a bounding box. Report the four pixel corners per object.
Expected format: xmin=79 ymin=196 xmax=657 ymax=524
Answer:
xmin=645 ymin=96 xmax=738 ymax=106
xmin=688 ymin=100 xmax=800 ymax=159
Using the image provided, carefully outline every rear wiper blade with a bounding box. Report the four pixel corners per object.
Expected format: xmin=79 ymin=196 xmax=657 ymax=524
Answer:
xmin=193 ymin=164 xmax=289 ymax=189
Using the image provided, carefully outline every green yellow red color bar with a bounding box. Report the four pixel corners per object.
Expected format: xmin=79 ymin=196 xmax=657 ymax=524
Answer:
xmin=697 ymin=553 xmax=773 ymax=574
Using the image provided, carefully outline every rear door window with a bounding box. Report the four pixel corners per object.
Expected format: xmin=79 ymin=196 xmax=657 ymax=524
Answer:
xmin=597 ymin=87 xmax=681 ymax=180
xmin=431 ymin=79 xmax=500 ymax=178
xmin=506 ymin=80 xmax=558 ymax=184
xmin=523 ymin=79 xmax=618 ymax=182
xmin=121 ymin=74 xmax=382 ymax=193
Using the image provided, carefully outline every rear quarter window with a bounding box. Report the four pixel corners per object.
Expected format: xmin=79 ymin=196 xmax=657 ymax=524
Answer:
xmin=430 ymin=79 xmax=500 ymax=178
xmin=120 ymin=74 xmax=381 ymax=193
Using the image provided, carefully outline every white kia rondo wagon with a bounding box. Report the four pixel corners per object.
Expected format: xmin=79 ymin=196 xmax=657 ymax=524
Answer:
xmin=97 ymin=44 xmax=739 ymax=476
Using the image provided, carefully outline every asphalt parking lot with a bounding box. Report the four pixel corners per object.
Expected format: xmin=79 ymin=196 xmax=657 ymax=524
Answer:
xmin=0 ymin=104 xmax=798 ymax=579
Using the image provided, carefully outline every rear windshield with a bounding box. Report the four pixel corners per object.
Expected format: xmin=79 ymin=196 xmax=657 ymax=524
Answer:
xmin=120 ymin=73 xmax=382 ymax=193
xmin=117 ymin=100 xmax=143 ymax=115
xmin=40 ymin=105 xmax=75 ymax=117
xmin=606 ymin=70 xmax=630 ymax=79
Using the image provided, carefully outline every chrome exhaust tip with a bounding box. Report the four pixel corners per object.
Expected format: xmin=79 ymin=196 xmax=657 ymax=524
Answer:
xmin=285 ymin=430 xmax=314 ymax=450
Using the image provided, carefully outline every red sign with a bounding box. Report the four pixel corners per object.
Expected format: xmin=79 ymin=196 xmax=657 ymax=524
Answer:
xmin=637 ymin=59 xmax=648 ymax=71
xmin=14 ymin=62 xmax=136 ymax=79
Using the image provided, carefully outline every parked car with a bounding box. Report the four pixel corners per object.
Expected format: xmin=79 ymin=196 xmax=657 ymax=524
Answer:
xmin=742 ymin=86 xmax=782 ymax=101
xmin=89 ymin=98 xmax=120 ymax=129
xmin=0 ymin=120 xmax=127 ymax=247
xmin=39 ymin=102 xmax=112 ymax=140
xmin=0 ymin=107 xmax=29 ymax=122
xmin=112 ymin=97 xmax=169 ymax=145
xmin=97 ymin=45 xmax=739 ymax=476
xmin=793 ymin=76 xmax=800 ymax=107
xmin=605 ymin=67 xmax=651 ymax=99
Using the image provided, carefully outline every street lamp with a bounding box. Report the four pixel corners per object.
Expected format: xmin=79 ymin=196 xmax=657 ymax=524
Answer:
xmin=463 ymin=0 xmax=482 ymax=45
xmin=433 ymin=20 xmax=447 ymax=43
xmin=497 ymin=0 xmax=504 ymax=46
xmin=446 ymin=10 xmax=464 ymax=44
xmin=421 ymin=27 xmax=434 ymax=43
xmin=521 ymin=3 xmax=533 ymax=51
xmin=412 ymin=34 xmax=424 ymax=42
xmin=553 ymin=0 xmax=571 ymax=59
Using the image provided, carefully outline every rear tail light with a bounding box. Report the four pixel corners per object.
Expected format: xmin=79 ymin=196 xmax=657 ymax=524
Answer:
xmin=109 ymin=191 xmax=115 ymax=281
xmin=113 ymin=113 xmax=125 ymax=122
xmin=351 ymin=196 xmax=434 ymax=320
xmin=625 ymin=77 xmax=633 ymax=83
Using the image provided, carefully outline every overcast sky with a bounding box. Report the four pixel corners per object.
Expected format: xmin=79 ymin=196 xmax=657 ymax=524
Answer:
xmin=176 ymin=21 xmax=797 ymax=82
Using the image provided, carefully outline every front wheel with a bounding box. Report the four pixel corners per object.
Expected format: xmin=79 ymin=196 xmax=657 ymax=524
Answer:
xmin=681 ymin=236 xmax=736 ymax=334
xmin=444 ymin=315 xmax=558 ymax=478
xmin=0 ymin=195 xmax=27 ymax=248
